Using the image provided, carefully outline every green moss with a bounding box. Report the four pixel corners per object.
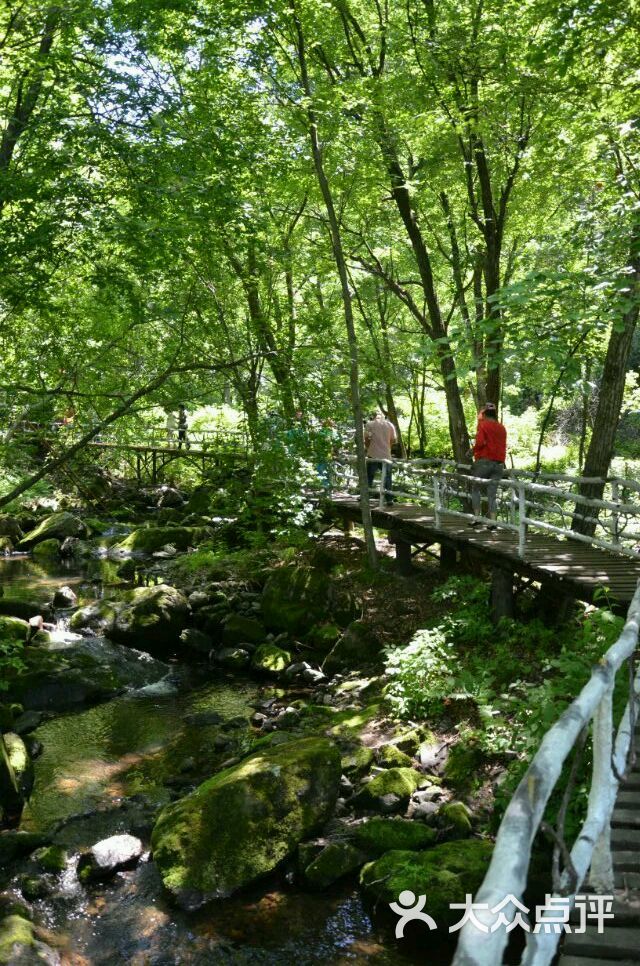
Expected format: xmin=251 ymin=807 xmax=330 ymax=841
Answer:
xmin=115 ymin=526 xmax=211 ymax=555
xmin=222 ymin=614 xmax=265 ymax=646
xmin=0 ymin=617 xmax=28 ymax=642
xmin=359 ymin=839 xmax=494 ymax=928
xmin=33 ymin=844 xmax=68 ymax=873
xmin=0 ymin=915 xmax=34 ymax=964
xmin=439 ymin=801 xmax=473 ymax=837
xmin=376 ymin=744 xmax=413 ymax=768
xmin=444 ymin=735 xmax=487 ymax=793
xmin=251 ymin=643 xmax=291 ymax=675
xmin=0 ymin=831 xmax=48 ymax=866
xmin=18 ymin=511 xmax=86 ymax=550
xmin=151 ymin=736 xmax=341 ymax=904
xmin=355 ymin=767 xmax=422 ymax=810
xmin=32 ymin=538 xmax=61 ymax=558
xmin=303 ymin=841 xmax=366 ymax=888
xmin=352 ymin=817 xmax=437 ymax=855
xmin=326 ymin=703 xmax=381 ymax=740
xmin=341 ymin=745 xmax=374 ymax=780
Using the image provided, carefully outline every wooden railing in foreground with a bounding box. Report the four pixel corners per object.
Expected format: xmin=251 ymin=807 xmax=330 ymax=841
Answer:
xmin=452 ymin=581 xmax=640 ymax=965
xmin=331 ymin=456 xmax=640 ymax=559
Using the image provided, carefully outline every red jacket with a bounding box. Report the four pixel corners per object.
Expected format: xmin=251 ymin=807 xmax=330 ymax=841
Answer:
xmin=474 ymin=419 xmax=507 ymax=462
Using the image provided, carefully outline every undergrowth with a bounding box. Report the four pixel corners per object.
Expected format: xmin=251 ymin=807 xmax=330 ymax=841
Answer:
xmin=384 ymin=575 xmax=626 ymax=833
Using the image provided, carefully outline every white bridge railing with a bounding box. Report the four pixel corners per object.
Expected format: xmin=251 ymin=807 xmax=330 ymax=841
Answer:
xmin=453 ymin=581 xmax=640 ymax=965
xmin=331 ymin=456 xmax=640 ymax=559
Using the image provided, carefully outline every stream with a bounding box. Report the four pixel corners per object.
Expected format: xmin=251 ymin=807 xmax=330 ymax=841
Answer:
xmin=1 ymin=555 xmax=409 ymax=965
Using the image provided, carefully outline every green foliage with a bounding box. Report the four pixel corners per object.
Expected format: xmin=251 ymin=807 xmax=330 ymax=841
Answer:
xmin=384 ymin=575 xmax=625 ymax=829
xmin=0 ymin=636 xmax=26 ymax=692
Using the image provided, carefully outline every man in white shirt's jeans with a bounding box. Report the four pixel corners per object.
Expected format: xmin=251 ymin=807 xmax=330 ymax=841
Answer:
xmin=364 ymin=412 xmax=397 ymax=504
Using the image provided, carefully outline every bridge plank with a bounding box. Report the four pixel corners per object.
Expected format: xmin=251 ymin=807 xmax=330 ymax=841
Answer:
xmin=331 ymin=498 xmax=640 ymax=603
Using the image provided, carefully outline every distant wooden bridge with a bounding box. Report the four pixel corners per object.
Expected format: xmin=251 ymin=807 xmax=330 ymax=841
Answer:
xmin=329 ymin=458 xmax=640 ymax=613
xmin=87 ymin=429 xmax=250 ymax=483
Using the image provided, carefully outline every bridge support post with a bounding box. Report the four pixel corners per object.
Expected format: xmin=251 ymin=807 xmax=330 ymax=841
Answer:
xmin=490 ymin=568 xmax=514 ymax=622
xmin=395 ymin=537 xmax=413 ymax=576
xmin=440 ymin=543 xmax=457 ymax=571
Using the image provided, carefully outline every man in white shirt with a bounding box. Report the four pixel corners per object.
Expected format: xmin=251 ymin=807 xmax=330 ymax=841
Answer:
xmin=364 ymin=411 xmax=397 ymax=504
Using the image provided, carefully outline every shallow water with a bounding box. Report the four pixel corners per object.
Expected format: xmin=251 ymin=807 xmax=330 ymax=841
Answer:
xmin=2 ymin=554 xmax=419 ymax=965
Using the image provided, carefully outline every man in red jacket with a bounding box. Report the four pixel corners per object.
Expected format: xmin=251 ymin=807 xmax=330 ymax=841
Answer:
xmin=470 ymin=403 xmax=507 ymax=529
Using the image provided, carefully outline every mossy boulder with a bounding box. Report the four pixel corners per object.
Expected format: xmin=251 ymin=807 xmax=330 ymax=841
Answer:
xmin=108 ymin=584 xmax=190 ymax=650
xmin=33 ymin=845 xmax=67 ymax=873
xmin=341 ymin=745 xmax=375 ymax=780
xmin=0 ymin=832 xmax=48 ymax=866
xmin=261 ymin=566 xmax=358 ymax=636
xmin=4 ymin=637 xmax=167 ymax=710
xmin=438 ymin=801 xmax=473 ymax=838
xmin=251 ymin=643 xmax=291 ymax=676
xmin=306 ymin=623 xmax=342 ymax=654
xmin=3 ymin=734 xmax=33 ymax=799
xmin=0 ymin=598 xmax=52 ymax=622
xmin=216 ymin=647 xmax=250 ymax=670
xmin=0 ymin=914 xmax=35 ymax=965
xmin=0 ymin=616 xmax=29 ymax=643
xmin=360 ymin=839 xmax=493 ymax=929
xmin=376 ymin=744 xmax=413 ymax=769
xmin=352 ymin=817 xmax=437 ymax=856
xmin=303 ymin=841 xmax=366 ymax=889
xmin=113 ymin=526 xmax=210 ymax=555
xmin=0 ymin=515 xmax=22 ymax=543
xmin=69 ymin=599 xmax=120 ymax=635
xmin=443 ymin=735 xmax=487 ymax=793
xmin=354 ymin=767 xmax=422 ymax=813
xmin=323 ymin=621 xmax=381 ymax=673
xmin=151 ymin=737 xmax=341 ymax=908
xmin=222 ymin=614 xmax=265 ymax=647
xmin=32 ymin=538 xmax=61 ymax=559
xmin=18 ymin=511 xmax=87 ymax=550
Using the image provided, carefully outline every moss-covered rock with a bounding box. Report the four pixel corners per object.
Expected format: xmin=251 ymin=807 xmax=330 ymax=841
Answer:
xmin=0 ymin=515 xmax=22 ymax=543
xmin=323 ymin=621 xmax=381 ymax=673
xmin=303 ymin=841 xmax=366 ymax=889
xmin=443 ymin=735 xmax=487 ymax=793
xmin=352 ymin=817 xmax=437 ymax=856
xmin=0 ymin=914 xmax=35 ymax=965
xmin=306 ymin=623 xmax=342 ymax=654
xmin=113 ymin=526 xmax=210 ymax=555
xmin=69 ymin=599 xmax=119 ymax=635
xmin=438 ymin=801 xmax=473 ymax=838
xmin=0 ymin=831 xmax=48 ymax=866
xmin=251 ymin=643 xmax=291 ymax=676
xmin=0 ymin=616 xmax=29 ymax=643
xmin=261 ymin=566 xmax=358 ymax=636
xmin=216 ymin=647 xmax=250 ymax=670
xmin=0 ymin=598 xmax=52 ymax=622
xmin=151 ymin=737 xmax=341 ymax=908
xmin=32 ymin=538 xmax=61 ymax=559
xmin=359 ymin=839 xmax=494 ymax=928
xmin=33 ymin=845 xmax=68 ymax=873
xmin=108 ymin=584 xmax=190 ymax=650
xmin=3 ymin=734 xmax=33 ymax=799
xmin=222 ymin=614 xmax=265 ymax=646
xmin=354 ymin=767 xmax=422 ymax=813
xmin=18 ymin=511 xmax=87 ymax=550
xmin=376 ymin=744 xmax=413 ymax=769
xmin=341 ymin=745 xmax=375 ymax=780
xmin=0 ymin=537 xmax=13 ymax=555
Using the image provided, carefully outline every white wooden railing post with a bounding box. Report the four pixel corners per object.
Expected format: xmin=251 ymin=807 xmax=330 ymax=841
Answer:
xmin=518 ymin=482 xmax=526 ymax=558
xmin=588 ymin=684 xmax=615 ymax=893
xmin=434 ymin=474 xmax=442 ymax=527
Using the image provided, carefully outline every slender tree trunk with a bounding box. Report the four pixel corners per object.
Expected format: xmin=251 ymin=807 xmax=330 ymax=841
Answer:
xmin=572 ymin=228 xmax=640 ymax=534
xmin=292 ymin=4 xmax=377 ymax=567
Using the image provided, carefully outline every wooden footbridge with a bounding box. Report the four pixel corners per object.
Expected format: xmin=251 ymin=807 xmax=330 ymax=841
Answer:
xmin=87 ymin=428 xmax=250 ymax=483
xmin=328 ymin=458 xmax=640 ymax=965
xmin=329 ymin=458 xmax=640 ymax=613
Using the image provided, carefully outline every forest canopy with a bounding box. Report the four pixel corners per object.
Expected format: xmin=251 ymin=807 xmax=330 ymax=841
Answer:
xmin=0 ymin=0 xmax=638 ymax=493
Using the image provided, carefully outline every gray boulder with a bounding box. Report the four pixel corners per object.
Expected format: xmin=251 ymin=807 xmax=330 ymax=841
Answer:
xmin=77 ymin=833 xmax=144 ymax=882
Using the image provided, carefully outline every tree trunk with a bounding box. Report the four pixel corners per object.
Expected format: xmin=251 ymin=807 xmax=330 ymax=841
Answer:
xmin=572 ymin=228 xmax=640 ymax=535
xmin=292 ymin=4 xmax=378 ymax=568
